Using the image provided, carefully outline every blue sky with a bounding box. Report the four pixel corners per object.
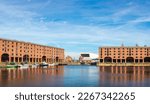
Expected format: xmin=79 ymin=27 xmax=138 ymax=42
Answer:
xmin=0 ymin=0 xmax=150 ymax=58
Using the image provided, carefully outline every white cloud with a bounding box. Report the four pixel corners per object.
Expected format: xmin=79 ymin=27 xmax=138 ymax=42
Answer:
xmin=0 ymin=0 xmax=150 ymax=59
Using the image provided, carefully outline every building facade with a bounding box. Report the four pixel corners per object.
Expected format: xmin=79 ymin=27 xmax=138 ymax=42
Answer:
xmin=99 ymin=45 xmax=150 ymax=63
xmin=0 ymin=38 xmax=64 ymax=64
xmin=79 ymin=53 xmax=98 ymax=64
xmin=65 ymin=56 xmax=73 ymax=63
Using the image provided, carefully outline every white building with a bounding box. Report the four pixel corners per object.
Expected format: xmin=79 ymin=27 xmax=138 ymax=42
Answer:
xmin=79 ymin=53 xmax=98 ymax=63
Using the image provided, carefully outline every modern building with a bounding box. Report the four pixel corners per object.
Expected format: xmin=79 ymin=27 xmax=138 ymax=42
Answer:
xmin=99 ymin=45 xmax=150 ymax=63
xmin=0 ymin=38 xmax=64 ymax=64
xmin=79 ymin=53 xmax=98 ymax=64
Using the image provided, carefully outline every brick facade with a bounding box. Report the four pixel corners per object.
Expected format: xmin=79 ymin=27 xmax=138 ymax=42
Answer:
xmin=99 ymin=45 xmax=150 ymax=63
xmin=0 ymin=38 xmax=64 ymax=63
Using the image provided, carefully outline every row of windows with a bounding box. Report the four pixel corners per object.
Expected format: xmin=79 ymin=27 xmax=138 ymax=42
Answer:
xmin=104 ymin=51 xmax=149 ymax=53
xmin=2 ymin=45 xmax=56 ymax=50
xmin=100 ymin=56 xmax=143 ymax=58
xmin=11 ymin=54 xmax=58 ymax=57
xmin=101 ymin=53 xmax=149 ymax=56
xmin=103 ymin=48 xmax=149 ymax=50
xmin=1 ymin=41 xmax=48 ymax=47
xmin=2 ymin=49 xmax=53 ymax=53
xmin=2 ymin=48 xmax=59 ymax=53
xmin=1 ymin=44 xmax=61 ymax=50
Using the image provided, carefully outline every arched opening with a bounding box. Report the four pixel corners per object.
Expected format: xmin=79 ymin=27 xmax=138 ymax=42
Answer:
xmin=122 ymin=59 xmax=125 ymax=63
xmin=144 ymin=57 xmax=150 ymax=62
xmin=117 ymin=59 xmax=121 ymax=63
xmin=19 ymin=57 xmax=22 ymax=62
xmin=104 ymin=57 xmax=112 ymax=63
xmin=42 ymin=56 xmax=46 ymax=62
xmin=23 ymin=55 xmax=29 ymax=63
xmin=135 ymin=59 xmax=138 ymax=63
xmin=113 ymin=59 xmax=116 ymax=63
xmin=126 ymin=57 xmax=134 ymax=63
xmin=1 ymin=53 xmax=9 ymax=62
xmin=56 ymin=57 xmax=59 ymax=62
xmin=100 ymin=59 xmax=103 ymax=63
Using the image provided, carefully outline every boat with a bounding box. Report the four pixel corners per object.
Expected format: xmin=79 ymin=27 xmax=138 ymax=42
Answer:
xmin=31 ymin=63 xmax=39 ymax=68
xmin=49 ymin=63 xmax=59 ymax=66
xmin=18 ymin=64 xmax=29 ymax=69
xmin=40 ymin=62 xmax=49 ymax=66
xmin=49 ymin=63 xmax=55 ymax=66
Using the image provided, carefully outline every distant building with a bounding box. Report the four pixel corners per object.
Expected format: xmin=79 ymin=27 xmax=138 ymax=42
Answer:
xmin=79 ymin=53 xmax=98 ymax=64
xmin=99 ymin=45 xmax=150 ymax=63
xmin=65 ymin=56 xmax=73 ymax=63
xmin=0 ymin=38 xmax=64 ymax=63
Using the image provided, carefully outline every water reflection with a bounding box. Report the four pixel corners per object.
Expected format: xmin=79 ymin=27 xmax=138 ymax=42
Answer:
xmin=0 ymin=66 xmax=64 ymax=87
xmin=0 ymin=66 xmax=150 ymax=87
xmin=99 ymin=66 xmax=150 ymax=87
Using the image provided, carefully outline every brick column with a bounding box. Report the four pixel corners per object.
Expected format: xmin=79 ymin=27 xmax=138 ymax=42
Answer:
xmin=9 ymin=56 xmax=11 ymax=63
xmin=0 ymin=55 xmax=1 ymax=63
xmin=21 ymin=57 xmax=23 ymax=63
xmin=13 ymin=57 xmax=15 ymax=63
xmin=28 ymin=56 xmax=30 ymax=63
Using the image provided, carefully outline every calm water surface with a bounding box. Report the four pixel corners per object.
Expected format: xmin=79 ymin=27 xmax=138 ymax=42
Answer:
xmin=0 ymin=65 xmax=150 ymax=87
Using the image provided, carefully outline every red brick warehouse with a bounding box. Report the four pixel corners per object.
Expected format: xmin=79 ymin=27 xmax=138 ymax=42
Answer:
xmin=99 ymin=45 xmax=150 ymax=63
xmin=0 ymin=38 xmax=64 ymax=64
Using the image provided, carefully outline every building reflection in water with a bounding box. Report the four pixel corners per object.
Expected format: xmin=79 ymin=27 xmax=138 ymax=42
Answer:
xmin=99 ymin=66 xmax=150 ymax=87
xmin=0 ymin=66 xmax=64 ymax=87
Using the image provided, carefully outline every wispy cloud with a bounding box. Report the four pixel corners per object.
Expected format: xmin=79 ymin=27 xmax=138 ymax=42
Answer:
xmin=0 ymin=0 xmax=150 ymax=58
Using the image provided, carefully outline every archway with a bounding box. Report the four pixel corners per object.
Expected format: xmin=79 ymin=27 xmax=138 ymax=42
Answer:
xmin=144 ymin=57 xmax=150 ymax=62
xmin=56 ymin=57 xmax=59 ymax=62
xmin=126 ymin=57 xmax=134 ymax=63
xmin=1 ymin=53 xmax=9 ymax=62
xmin=42 ymin=56 xmax=46 ymax=62
xmin=23 ymin=55 xmax=29 ymax=63
xmin=104 ymin=57 xmax=112 ymax=63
